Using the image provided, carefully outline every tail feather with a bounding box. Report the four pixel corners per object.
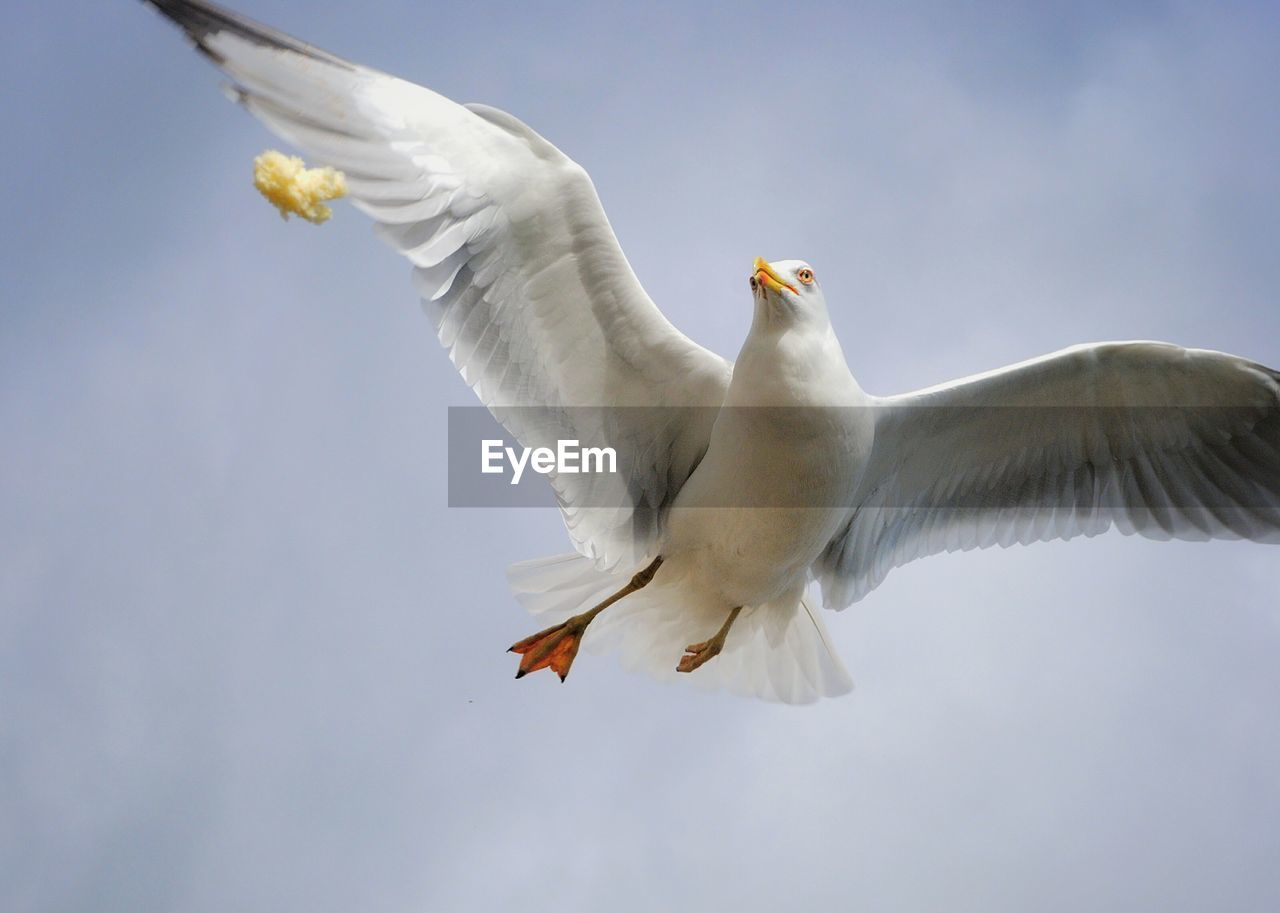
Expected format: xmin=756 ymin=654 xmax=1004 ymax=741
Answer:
xmin=506 ymin=553 xmax=623 ymax=620
xmin=507 ymin=553 xmax=853 ymax=704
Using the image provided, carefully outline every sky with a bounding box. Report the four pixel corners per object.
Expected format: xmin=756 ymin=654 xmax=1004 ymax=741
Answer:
xmin=3 ymin=1 xmax=1280 ymax=911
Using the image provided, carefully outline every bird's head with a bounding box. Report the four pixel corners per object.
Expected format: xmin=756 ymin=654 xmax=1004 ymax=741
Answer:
xmin=749 ymin=257 xmax=826 ymax=327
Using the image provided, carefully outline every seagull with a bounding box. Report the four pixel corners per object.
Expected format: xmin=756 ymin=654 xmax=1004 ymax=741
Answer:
xmin=146 ymin=0 xmax=1280 ymax=703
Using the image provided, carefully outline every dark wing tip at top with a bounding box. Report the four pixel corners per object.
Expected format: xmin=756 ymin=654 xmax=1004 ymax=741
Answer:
xmin=142 ymin=0 xmax=356 ymax=70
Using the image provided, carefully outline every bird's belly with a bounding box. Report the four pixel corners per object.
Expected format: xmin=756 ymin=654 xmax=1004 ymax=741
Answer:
xmin=664 ymin=504 xmax=848 ymax=606
xmin=663 ymin=423 xmax=862 ymax=606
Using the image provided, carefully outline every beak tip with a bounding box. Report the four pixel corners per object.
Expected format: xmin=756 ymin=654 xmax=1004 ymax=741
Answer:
xmin=752 ymin=256 xmax=795 ymax=295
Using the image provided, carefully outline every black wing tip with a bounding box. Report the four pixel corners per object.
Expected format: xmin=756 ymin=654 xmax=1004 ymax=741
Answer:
xmin=143 ymin=0 xmax=356 ymax=71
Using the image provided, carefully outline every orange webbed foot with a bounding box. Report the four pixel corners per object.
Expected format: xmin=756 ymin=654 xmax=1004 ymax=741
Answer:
xmin=509 ymin=620 xmax=586 ymax=682
xmin=676 ymin=606 xmax=742 ymax=674
xmin=677 ymin=638 xmax=722 ymax=674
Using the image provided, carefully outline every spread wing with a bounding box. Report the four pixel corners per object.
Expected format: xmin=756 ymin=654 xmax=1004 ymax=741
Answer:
xmin=146 ymin=0 xmax=731 ymax=570
xmin=817 ymin=342 xmax=1280 ymax=608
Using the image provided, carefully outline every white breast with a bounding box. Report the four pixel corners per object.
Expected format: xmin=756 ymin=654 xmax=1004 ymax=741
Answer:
xmin=662 ymin=323 xmax=874 ymax=607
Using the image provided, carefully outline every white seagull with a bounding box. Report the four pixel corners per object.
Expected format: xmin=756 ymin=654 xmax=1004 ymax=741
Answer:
xmin=147 ymin=0 xmax=1280 ymax=703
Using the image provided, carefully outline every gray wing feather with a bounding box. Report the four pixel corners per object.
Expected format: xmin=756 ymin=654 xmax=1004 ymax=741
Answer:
xmin=817 ymin=342 xmax=1280 ymax=608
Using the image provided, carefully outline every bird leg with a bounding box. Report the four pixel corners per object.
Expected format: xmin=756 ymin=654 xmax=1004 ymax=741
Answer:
xmin=677 ymin=606 xmax=743 ymax=674
xmin=509 ymin=556 xmax=663 ymax=681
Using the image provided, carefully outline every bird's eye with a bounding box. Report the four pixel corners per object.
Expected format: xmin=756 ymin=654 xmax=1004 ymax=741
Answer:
xmin=797 ymin=268 xmax=815 ymax=285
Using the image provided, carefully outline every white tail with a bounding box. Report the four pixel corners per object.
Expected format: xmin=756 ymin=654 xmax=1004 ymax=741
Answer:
xmin=506 ymin=553 xmax=853 ymax=703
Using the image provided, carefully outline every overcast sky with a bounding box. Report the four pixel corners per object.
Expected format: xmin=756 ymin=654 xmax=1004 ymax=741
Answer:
xmin=3 ymin=1 xmax=1280 ymax=911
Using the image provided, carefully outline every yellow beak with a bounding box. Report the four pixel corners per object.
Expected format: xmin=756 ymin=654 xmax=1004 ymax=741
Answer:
xmin=754 ymin=256 xmax=796 ymax=294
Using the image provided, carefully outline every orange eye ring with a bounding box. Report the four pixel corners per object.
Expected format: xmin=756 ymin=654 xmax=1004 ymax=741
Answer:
xmin=797 ymin=268 xmax=815 ymax=285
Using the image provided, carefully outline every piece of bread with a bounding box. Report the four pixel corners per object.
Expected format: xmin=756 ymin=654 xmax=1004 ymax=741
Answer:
xmin=252 ymin=150 xmax=346 ymax=224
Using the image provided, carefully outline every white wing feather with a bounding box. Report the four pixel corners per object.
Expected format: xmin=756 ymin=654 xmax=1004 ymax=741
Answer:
xmin=147 ymin=0 xmax=731 ymax=569
xmin=818 ymin=342 xmax=1280 ymax=608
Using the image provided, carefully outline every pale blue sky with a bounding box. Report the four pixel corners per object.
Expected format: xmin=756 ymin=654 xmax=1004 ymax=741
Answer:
xmin=3 ymin=2 xmax=1280 ymax=911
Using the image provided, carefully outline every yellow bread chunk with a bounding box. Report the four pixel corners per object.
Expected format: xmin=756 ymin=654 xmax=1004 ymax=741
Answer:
xmin=252 ymin=150 xmax=347 ymax=224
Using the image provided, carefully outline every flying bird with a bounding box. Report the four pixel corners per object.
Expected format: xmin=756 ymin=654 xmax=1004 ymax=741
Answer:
xmin=145 ymin=0 xmax=1280 ymax=703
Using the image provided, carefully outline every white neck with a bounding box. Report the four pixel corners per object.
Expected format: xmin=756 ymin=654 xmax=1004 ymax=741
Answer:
xmin=727 ymin=317 xmax=865 ymax=408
